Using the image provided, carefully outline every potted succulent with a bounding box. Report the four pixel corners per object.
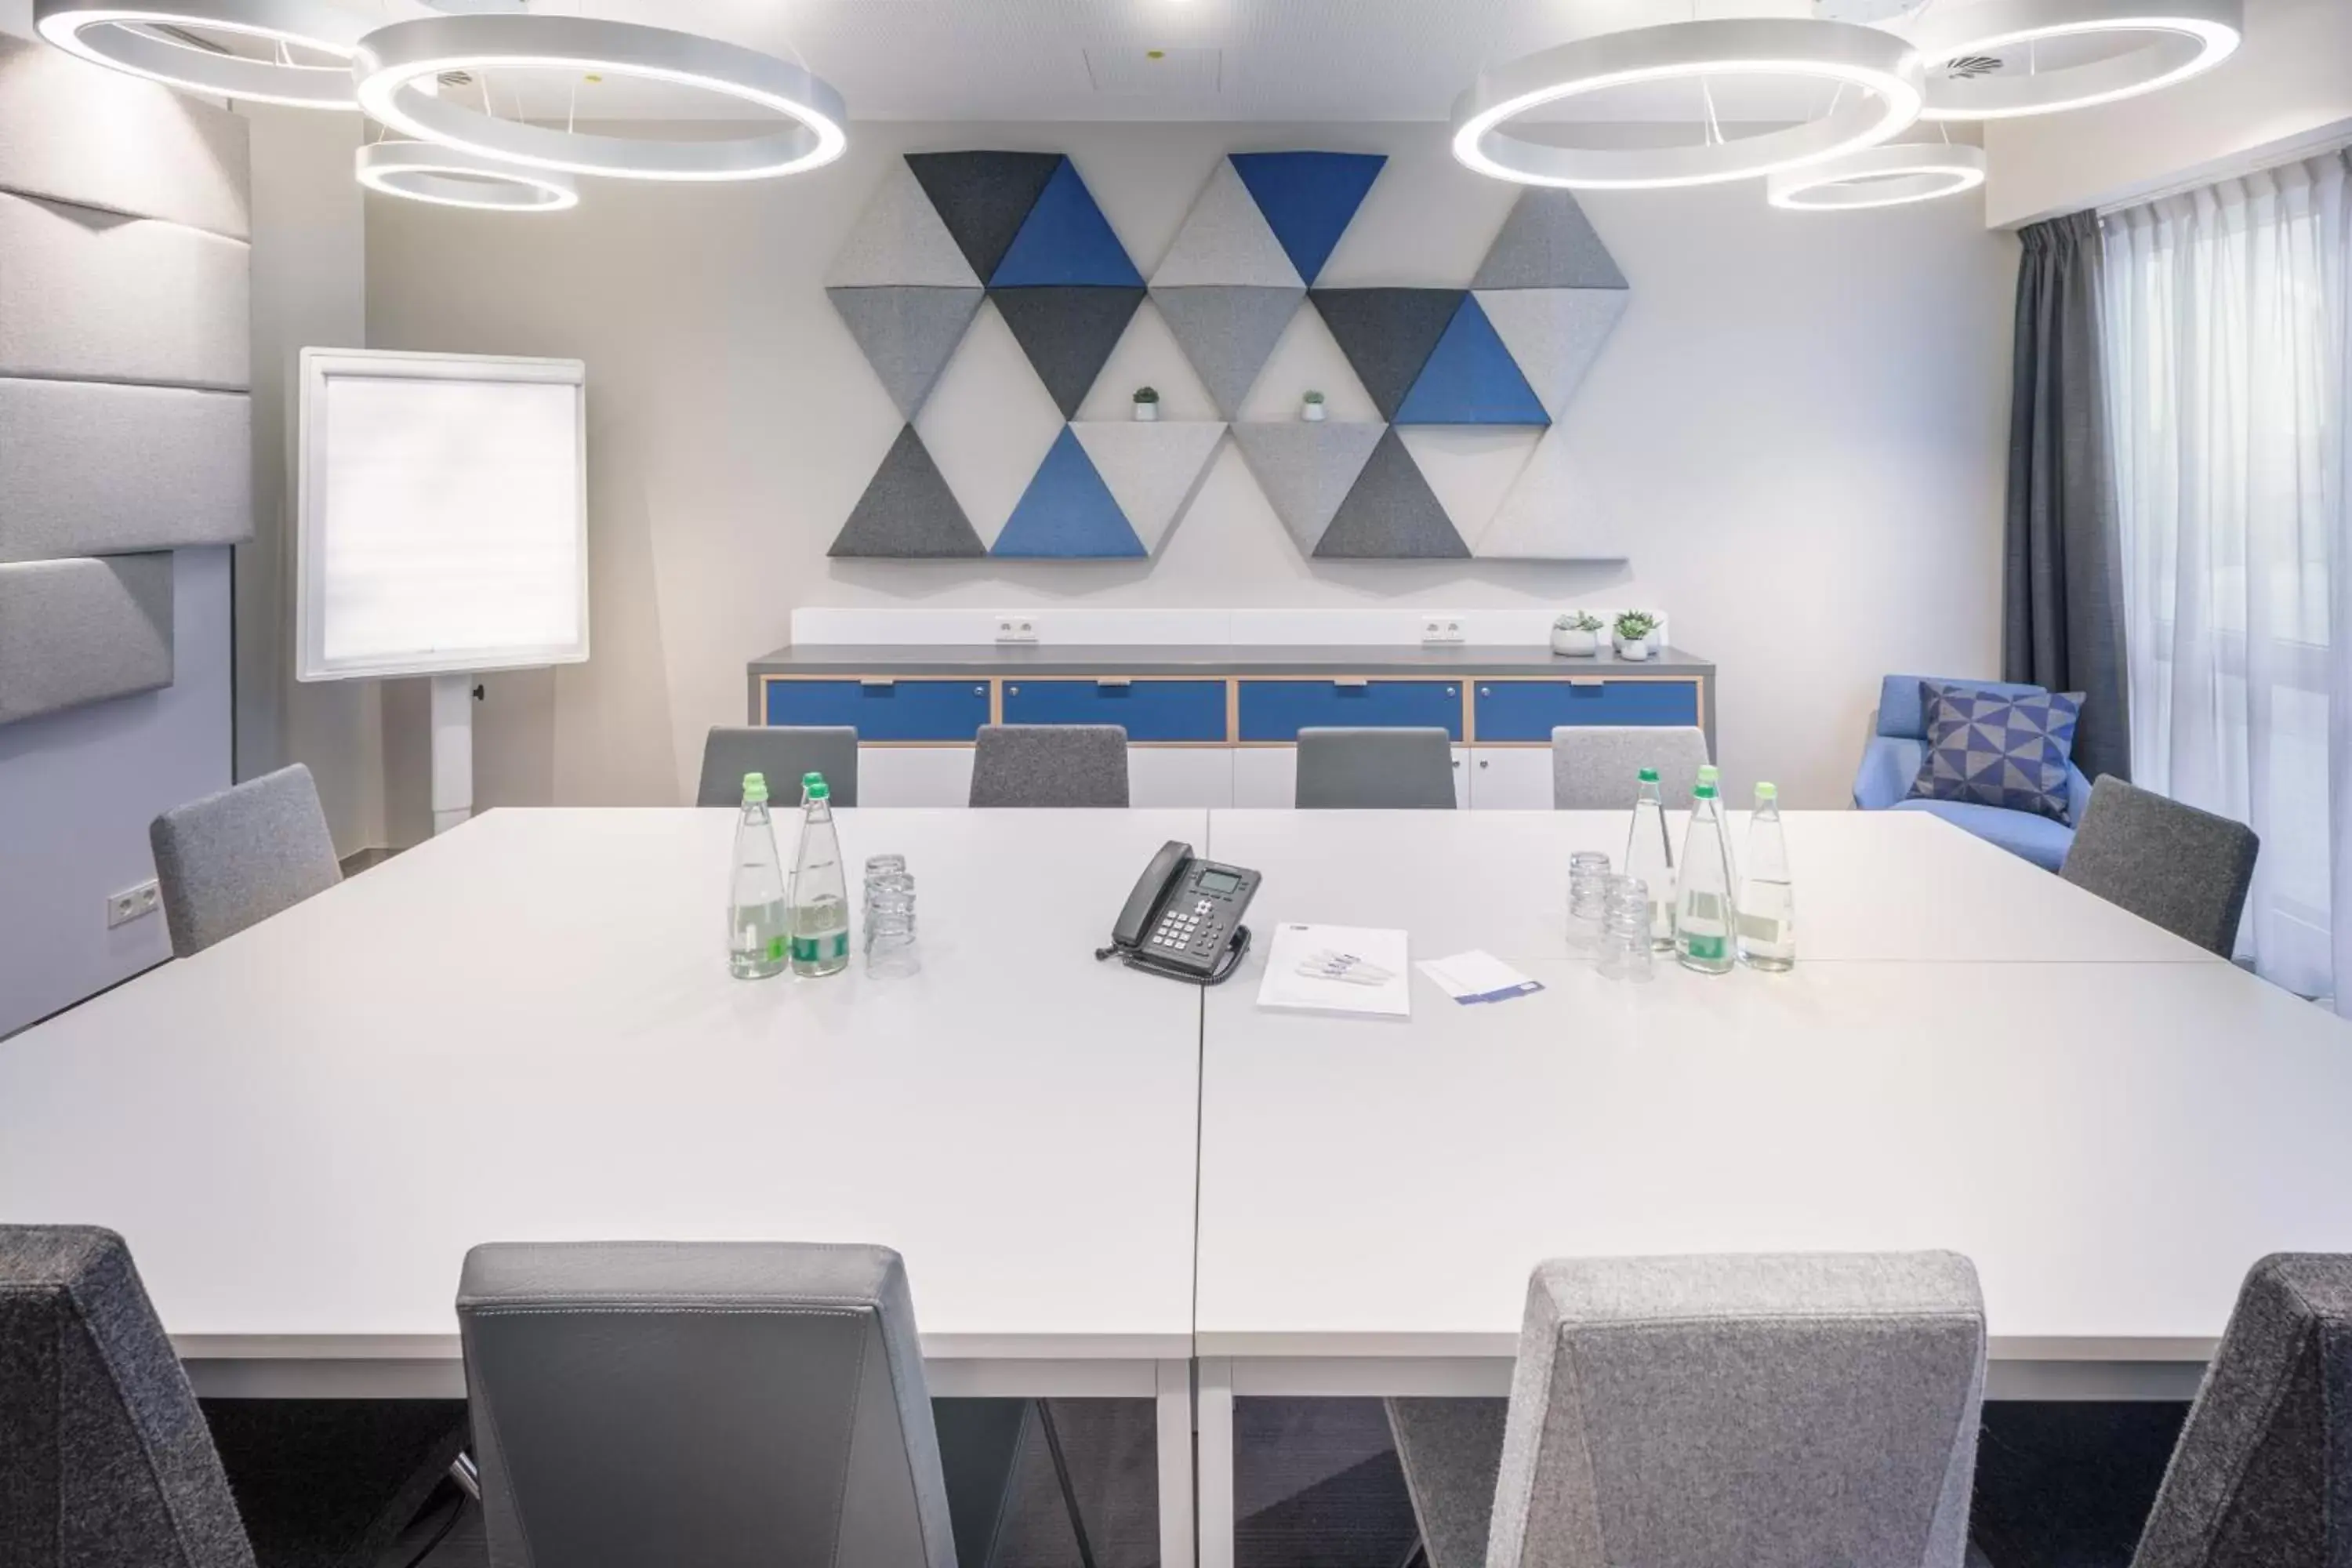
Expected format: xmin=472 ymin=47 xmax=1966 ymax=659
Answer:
xmin=1301 ymin=389 xmax=1327 ymax=423
xmin=1613 ymin=610 xmax=1658 ymax=661
xmin=1551 ymin=611 xmax=1605 ymax=658
xmin=1132 ymin=386 xmax=1160 ymax=423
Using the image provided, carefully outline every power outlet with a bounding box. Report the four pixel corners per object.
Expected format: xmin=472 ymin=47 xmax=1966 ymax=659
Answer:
xmin=995 ymin=617 xmax=1038 ymax=643
xmin=107 ymin=879 xmax=160 ymax=929
xmin=1421 ymin=617 xmax=1465 ymax=644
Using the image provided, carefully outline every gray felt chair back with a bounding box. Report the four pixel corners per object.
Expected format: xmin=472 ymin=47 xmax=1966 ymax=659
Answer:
xmin=457 ymin=1241 xmax=955 ymax=1568
xmin=1552 ymin=725 xmax=1712 ymax=810
xmin=1387 ymin=1397 xmax=1510 ymax=1568
xmin=1295 ymin=727 xmax=1456 ymax=809
xmin=149 ymin=763 xmax=340 ymax=958
xmin=2130 ymin=1254 xmax=2352 ymax=1568
xmin=968 ymin=724 xmax=1129 ymax=808
xmin=1487 ymin=1251 xmax=1987 ymax=1568
xmin=696 ymin=725 xmax=859 ymax=808
xmin=0 ymin=1226 xmax=258 ymax=1568
xmin=2060 ymin=776 xmax=2259 ymax=956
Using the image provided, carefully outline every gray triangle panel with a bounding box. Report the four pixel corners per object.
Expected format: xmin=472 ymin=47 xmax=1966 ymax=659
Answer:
xmin=1151 ymin=285 xmax=1305 ymax=419
xmin=1308 ymin=289 xmax=1464 ymax=421
xmin=829 ymin=426 xmax=988 ymax=557
xmin=828 ymin=286 xmax=985 ymax=420
xmin=1231 ymin=419 xmax=1384 ymax=555
xmin=1316 ymin=427 xmax=1470 ymax=559
xmin=905 ymin=151 xmax=1064 ymax=283
xmin=1472 ymin=190 xmax=1627 ymax=291
xmin=989 ymin=285 xmax=1145 ymax=419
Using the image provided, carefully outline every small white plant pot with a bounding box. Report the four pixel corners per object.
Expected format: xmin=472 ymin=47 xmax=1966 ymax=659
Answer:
xmin=1646 ymin=628 xmax=1663 ymax=655
xmin=1614 ymin=635 xmax=1653 ymax=662
xmin=1133 ymin=402 xmax=1158 ymax=423
xmin=1551 ymin=628 xmax=1599 ymax=657
xmin=1301 ymin=401 xmax=1327 ymax=423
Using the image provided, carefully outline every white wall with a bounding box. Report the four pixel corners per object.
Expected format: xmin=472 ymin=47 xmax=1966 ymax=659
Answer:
xmin=1983 ymin=0 xmax=2352 ymax=227
xmin=365 ymin=121 xmax=2017 ymax=813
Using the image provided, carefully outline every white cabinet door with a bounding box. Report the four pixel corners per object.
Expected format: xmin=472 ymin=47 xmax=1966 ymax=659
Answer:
xmin=1467 ymin=748 xmax=1554 ymax=809
xmin=1130 ymin=748 xmax=1235 ymax=808
xmin=1232 ymin=748 xmax=1297 ymax=808
xmin=857 ymin=746 xmax=975 ymax=807
xmin=1450 ymin=746 xmax=1472 ymax=810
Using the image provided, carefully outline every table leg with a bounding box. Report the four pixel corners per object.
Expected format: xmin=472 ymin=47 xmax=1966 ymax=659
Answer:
xmin=1157 ymin=1358 xmax=1196 ymax=1568
xmin=1196 ymin=1357 xmax=1235 ymax=1568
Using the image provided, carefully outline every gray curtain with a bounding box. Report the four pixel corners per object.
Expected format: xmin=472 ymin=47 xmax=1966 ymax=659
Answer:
xmin=2005 ymin=209 xmax=2131 ymax=783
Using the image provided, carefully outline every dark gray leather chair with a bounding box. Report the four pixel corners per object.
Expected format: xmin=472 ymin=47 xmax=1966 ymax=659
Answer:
xmin=2060 ymin=776 xmax=2259 ymax=956
xmin=1295 ymin=727 xmax=1457 ymax=809
xmin=0 ymin=1225 xmax=257 ymax=1568
xmin=150 ymin=763 xmax=341 ymax=957
xmin=697 ymin=725 xmax=859 ymax=808
xmin=968 ymin=724 xmax=1129 ymax=808
xmin=456 ymin=1240 xmax=956 ymax=1568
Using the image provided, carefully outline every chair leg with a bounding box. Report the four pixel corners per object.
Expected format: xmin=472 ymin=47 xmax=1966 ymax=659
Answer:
xmin=446 ymin=1453 xmax=480 ymax=1502
xmin=1034 ymin=1399 xmax=1100 ymax=1568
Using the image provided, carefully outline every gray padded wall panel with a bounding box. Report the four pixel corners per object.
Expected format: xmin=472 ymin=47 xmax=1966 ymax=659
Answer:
xmin=0 ymin=192 xmax=251 ymax=389
xmin=0 ymin=554 xmax=173 ymax=723
xmin=0 ymin=36 xmax=250 ymax=239
xmin=0 ymin=378 xmax=252 ymax=561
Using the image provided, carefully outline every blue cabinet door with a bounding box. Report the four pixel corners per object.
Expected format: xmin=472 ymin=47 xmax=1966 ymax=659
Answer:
xmin=763 ymin=679 xmax=992 ymax=742
xmin=1238 ymin=680 xmax=1465 ymax=742
xmin=1001 ymin=679 xmax=1229 ymax=742
xmin=1473 ymin=679 xmax=1701 ymax=742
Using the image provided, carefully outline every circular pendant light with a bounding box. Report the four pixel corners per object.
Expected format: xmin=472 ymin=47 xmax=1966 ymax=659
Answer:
xmin=1766 ymin=141 xmax=1987 ymax=209
xmin=357 ymin=140 xmax=578 ymax=212
xmin=353 ymin=14 xmax=848 ymax=182
xmin=34 ymin=0 xmax=369 ymax=109
xmin=1450 ymin=18 xmax=1925 ymax=190
xmin=1908 ymin=0 xmax=2242 ymax=120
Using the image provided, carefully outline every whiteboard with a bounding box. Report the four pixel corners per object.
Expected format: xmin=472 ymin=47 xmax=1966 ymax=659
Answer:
xmin=296 ymin=348 xmax=589 ymax=682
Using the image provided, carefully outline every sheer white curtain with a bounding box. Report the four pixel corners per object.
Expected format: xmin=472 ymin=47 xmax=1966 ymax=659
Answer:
xmin=2100 ymin=150 xmax=2352 ymax=1004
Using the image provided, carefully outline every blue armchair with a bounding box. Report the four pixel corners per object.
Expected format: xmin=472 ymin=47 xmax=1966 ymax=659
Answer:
xmin=1853 ymin=673 xmax=2092 ymax=872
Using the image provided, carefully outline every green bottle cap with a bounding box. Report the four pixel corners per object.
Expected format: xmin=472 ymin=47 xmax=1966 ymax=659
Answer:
xmin=1697 ymin=764 xmax=1719 ymax=782
xmin=802 ymin=771 xmax=830 ymax=801
xmin=1637 ymin=767 xmax=1659 ymax=782
xmin=1755 ymin=782 xmax=1778 ymax=800
xmin=1693 ymin=782 xmax=1718 ymax=800
xmin=741 ymin=772 xmax=769 ymax=804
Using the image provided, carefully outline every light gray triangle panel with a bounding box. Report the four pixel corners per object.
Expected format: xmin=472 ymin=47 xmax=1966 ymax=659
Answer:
xmin=1150 ymin=159 xmax=1305 ymax=289
xmin=1473 ymin=288 xmax=1628 ymax=419
xmin=1070 ymin=420 xmax=1228 ymax=554
xmin=828 ymin=286 xmax=985 ymax=420
xmin=1152 ymin=285 xmax=1305 ymax=420
xmin=826 ymin=158 xmax=983 ymax=289
xmin=1231 ymin=420 xmax=1384 ymax=555
xmin=1472 ymin=190 xmax=1627 ymax=291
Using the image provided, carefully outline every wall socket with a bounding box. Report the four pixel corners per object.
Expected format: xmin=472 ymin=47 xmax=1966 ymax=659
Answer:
xmin=995 ymin=617 xmax=1038 ymax=643
xmin=1421 ymin=618 xmax=1465 ymax=644
xmin=107 ymin=880 xmax=160 ymax=929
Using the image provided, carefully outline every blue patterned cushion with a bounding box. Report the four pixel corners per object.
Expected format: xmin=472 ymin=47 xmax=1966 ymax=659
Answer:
xmin=1907 ymin=681 xmax=2083 ymax=822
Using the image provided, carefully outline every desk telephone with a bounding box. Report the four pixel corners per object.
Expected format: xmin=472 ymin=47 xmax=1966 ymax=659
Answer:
xmin=1098 ymin=840 xmax=1260 ymax=985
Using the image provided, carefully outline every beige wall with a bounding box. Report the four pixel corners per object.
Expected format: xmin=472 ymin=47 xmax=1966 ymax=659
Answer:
xmin=364 ymin=120 xmax=2018 ymax=815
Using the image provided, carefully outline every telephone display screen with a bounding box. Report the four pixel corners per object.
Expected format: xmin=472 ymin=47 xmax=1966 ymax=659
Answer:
xmin=1196 ymin=869 xmax=1243 ymax=895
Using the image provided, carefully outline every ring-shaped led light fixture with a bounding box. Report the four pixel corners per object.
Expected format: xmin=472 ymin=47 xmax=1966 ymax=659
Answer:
xmin=35 ymin=0 xmax=368 ymax=109
xmin=357 ymin=140 xmax=579 ymax=212
xmin=1907 ymin=0 xmax=2241 ymax=120
xmin=1766 ymin=141 xmax=1988 ymax=209
xmin=354 ymin=15 xmax=848 ymax=182
xmin=1450 ymin=18 xmax=1925 ymax=190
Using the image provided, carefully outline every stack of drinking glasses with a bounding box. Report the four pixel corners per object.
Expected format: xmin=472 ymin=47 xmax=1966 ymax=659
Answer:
xmin=862 ymin=855 xmax=920 ymax=978
xmin=1567 ymin=851 xmax=1611 ymax=950
xmin=1597 ymin=875 xmax=1654 ymax=983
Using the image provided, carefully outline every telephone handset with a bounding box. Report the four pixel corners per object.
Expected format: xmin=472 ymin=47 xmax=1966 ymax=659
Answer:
xmin=1098 ymin=840 xmax=1261 ymax=985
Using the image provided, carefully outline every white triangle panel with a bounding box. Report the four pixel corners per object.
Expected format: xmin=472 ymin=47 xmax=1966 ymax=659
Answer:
xmin=826 ymin=160 xmax=983 ymax=289
xmin=1396 ymin=426 xmax=1542 ymax=545
xmin=1472 ymin=423 xmax=1635 ymax=561
xmin=913 ymin=299 xmax=1064 ymax=548
xmin=1473 ymin=288 xmax=1627 ymax=419
xmin=1072 ymin=420 xmax=1229 ymax=554
xmin=1150 ymin=159 xmax=1305 ymax=289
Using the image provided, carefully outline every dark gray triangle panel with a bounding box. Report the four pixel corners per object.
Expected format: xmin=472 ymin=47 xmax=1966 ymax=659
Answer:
xmin=989 ymin=285 xmax=1145 ymax=419
xmin=904 ymin=152 xmax=1065 ymax=283
xmin=1315 ymin=427 xmax=1470 ymax=558
xmin=827 ymin=286 xmax=985 ymax=420
xmin=829 ymin=426 xmax=988 ymax=557
xmin=1308 ymin=289 xmax=1464 ymax=421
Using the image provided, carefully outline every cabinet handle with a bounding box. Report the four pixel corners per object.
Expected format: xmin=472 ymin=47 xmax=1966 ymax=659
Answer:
xmin=1479 ymin=686 xmax=1492 ymax=697
xmin=1334 ymin=677 xmax=1369 ymax=690
xmin=1570 ymin=677 xmax=1603 ymax=688
xmin=975 ymin=685 xmax=986 ymax=696
xmin=1479 ymin=759 xmax=1490 ymax=769
xmin=860 ymin=677 xmax=895 ymax=690
xmin=1097 ymin=677 xmax=1131 ymax=689
xmin=1451 ymin=757 xmax=1462 ymax=768
xmin=1445 ymin=686 xmax=1457 ymax=697
xmin=1008 ymin=685 xmax=1020 ymax=696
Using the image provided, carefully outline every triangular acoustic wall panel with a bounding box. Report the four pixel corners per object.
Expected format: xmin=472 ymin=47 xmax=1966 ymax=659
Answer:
xmin=827 ymin=285 xmax=985 ymax=419
xmin=990 ymin=157 xmax=1144 ymax=288
xmin=1472 ymin=287 xmax=1628 ymax=419
xmin=1072 ymin=419 xmax=1228 ymax=554
xmin=1394 ymin=295 xmax=1550 ymax=426
xmin=1150 ymin=159 xmax=1304 ymax=289
xmin=1151 ymin=285 xmax=1304 ymax=419
xmin=1316 ymin=426 xmax=1470 ymax=558
xmin=1397 ymin=427 xmax=1543 ymax=545
xmin=1229 ymin=152 xmax=1387 ymax=286
xmin=989 ymin=285 xmax=1146 ymax=419
xmin=993 ymin=426 xmax=1147 ymax=557
xmin=906 ymin=151 xmax=1064 ymax=284
xmin=1231 ymin=419 xmax=1385 ymax=556
xmin=829 ymin=426 xmax=988 ymax=558
xmin=827 ymin=160 xmax=982 ymax=289
xmin=1308 ymin=289 xmax=1464 ymax=421
xmin=1471 ymin=189 xmax=1628 ymax=291
xmin=1472 ymin=423 xmax=1632 ymax=561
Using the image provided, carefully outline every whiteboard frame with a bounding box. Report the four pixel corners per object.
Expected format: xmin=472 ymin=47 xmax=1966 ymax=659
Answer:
xmin=296 ymin=347 xmax=590 ymax=683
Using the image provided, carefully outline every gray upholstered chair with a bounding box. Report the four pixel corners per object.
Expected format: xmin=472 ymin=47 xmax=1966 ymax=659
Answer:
xmin=696 ymin=725 xmax=859 ymax=808
xmin=2129 ymin=1253 xmax=2351 ymax=1568
xmin=1294 ymin=727 xmax=1457 ymax=809
xmin=149 ymin=762 xmax=341 ymax=958
xmin=2060 ymin=776 xmax=2259 ymax=957
xmin=968 ymin=724 xmax=1130 ymax=808
xmin=1432 ymin=1251 xmax=1984 ymax=1568
xmin=1552 ymin=724 xmax=1711 ymax=810
xmin=1386 ymin=1397 xmax=1509 ymax=1568
xmin=0 ymin=1225 xmax=258 ymax=1568
xmin=457 ymin=1240 xmax=956 ymax=1568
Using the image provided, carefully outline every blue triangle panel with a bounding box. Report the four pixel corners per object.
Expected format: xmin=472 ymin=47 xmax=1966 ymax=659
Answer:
xmin=989 ymin=157 xmax=1145 ymax=288
xmin=1395 ymin=295 xmax=1552 ymax=426
xmin=993 ymin=427 xmax=1147 ymax=557
xmin=1229 ymin=152 xmax=1387 ymax=285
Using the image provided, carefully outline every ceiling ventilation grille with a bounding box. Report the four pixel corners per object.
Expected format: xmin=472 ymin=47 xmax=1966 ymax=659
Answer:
xmin=1083 ymin=45 xmax=1222 ymax=96
xmin=1944 ymin=53 xmax=2005 ymax=78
